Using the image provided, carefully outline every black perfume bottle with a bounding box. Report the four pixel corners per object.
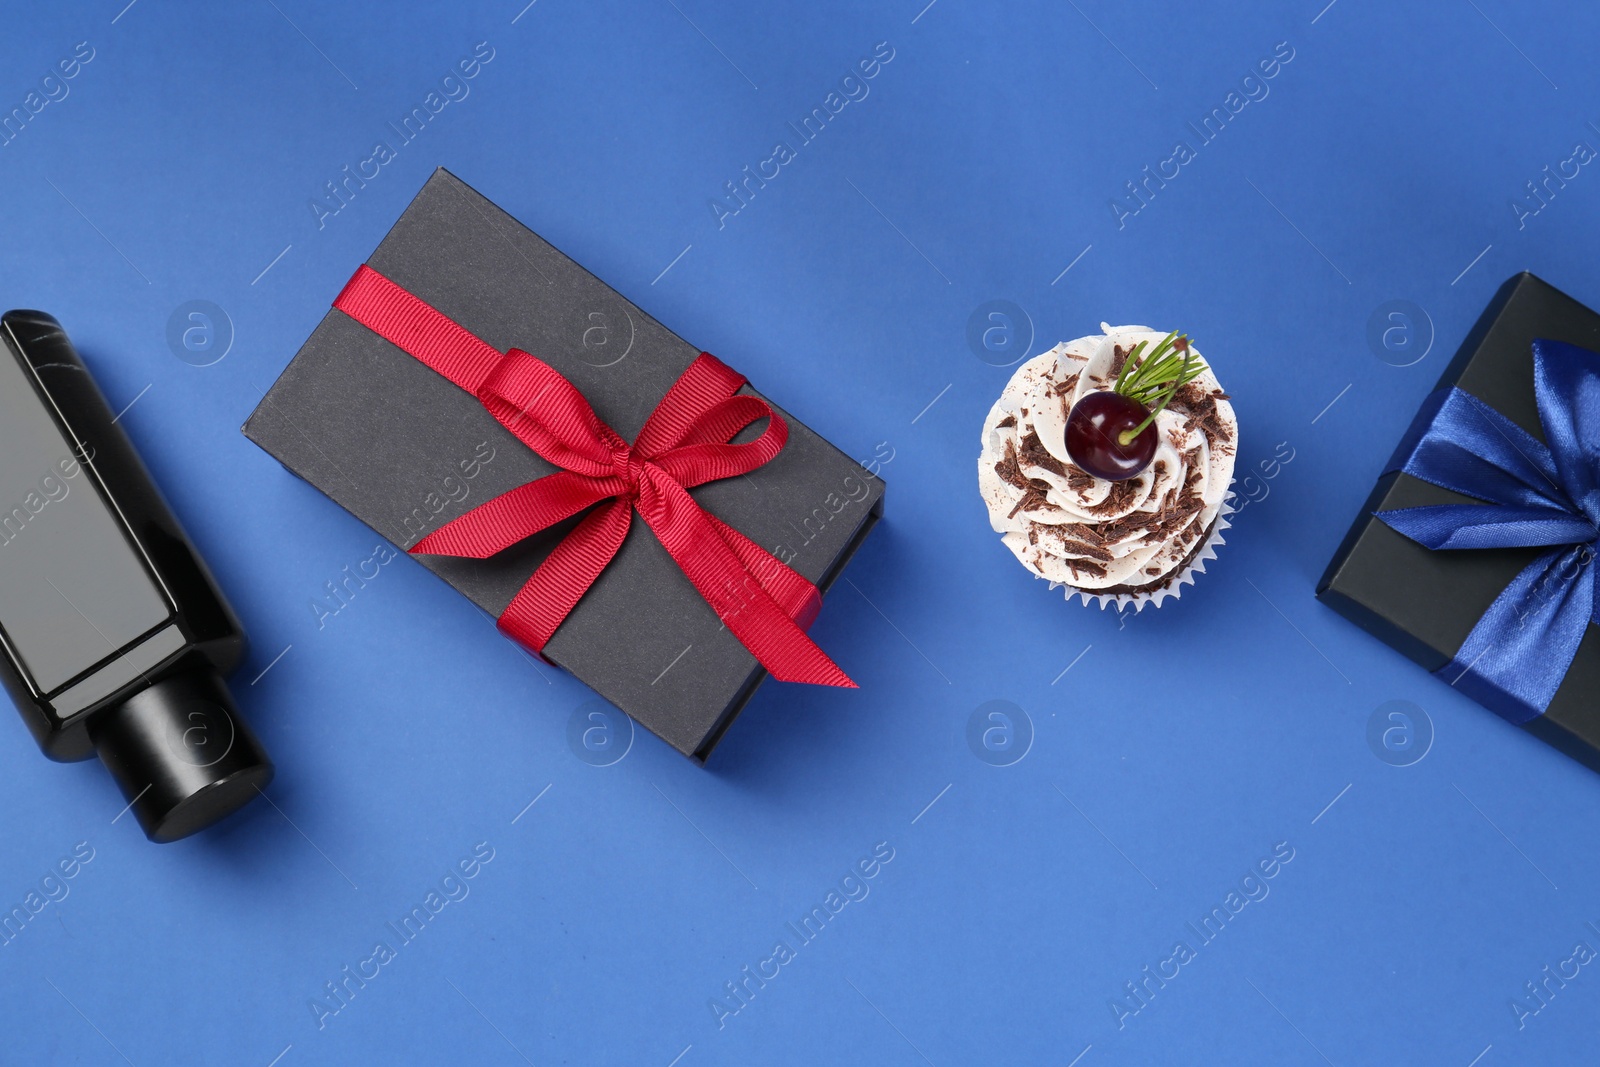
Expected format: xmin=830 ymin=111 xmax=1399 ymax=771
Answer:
xmin=0 ymin=310 xmax=272 ymax=842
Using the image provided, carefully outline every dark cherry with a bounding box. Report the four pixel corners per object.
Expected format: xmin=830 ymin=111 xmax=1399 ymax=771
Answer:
xmin=1065 ymin=390 xmax=1157 ymax=481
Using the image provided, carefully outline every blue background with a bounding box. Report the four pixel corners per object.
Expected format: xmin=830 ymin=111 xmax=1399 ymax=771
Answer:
xmin=0 ymin=1 xmax=1596 ymax=1064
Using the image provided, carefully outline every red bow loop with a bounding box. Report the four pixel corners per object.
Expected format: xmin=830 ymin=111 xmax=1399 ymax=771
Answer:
xmin=634 ymin=353 xmax=750 ymax=454
xmin=332 ymin=264 xmax=854 ymax=689
xmin=475 ymin=348 xmax=622 ymax=478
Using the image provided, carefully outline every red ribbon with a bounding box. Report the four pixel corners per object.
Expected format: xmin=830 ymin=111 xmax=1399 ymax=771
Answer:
xmin=333 ymin=265 xmax=854 ymax=688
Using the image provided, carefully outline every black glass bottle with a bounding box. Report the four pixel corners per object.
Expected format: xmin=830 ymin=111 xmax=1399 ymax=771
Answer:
xmin=0 ymin=310 xmax=272 ymax=842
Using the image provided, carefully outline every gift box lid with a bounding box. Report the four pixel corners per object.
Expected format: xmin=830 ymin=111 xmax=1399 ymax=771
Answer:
xmin=243 ymin=169 xmax=883 ymax=761
xmin=1317 ymin=272 xmax=1600 ymax=770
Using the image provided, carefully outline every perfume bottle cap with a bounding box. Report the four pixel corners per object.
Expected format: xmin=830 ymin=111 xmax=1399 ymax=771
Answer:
xmin=88 ymin=668 xmax=274 ymax=843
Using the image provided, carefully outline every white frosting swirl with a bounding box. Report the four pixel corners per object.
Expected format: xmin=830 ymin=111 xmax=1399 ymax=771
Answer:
xmin=977 ymin=324 xmax=1237 ymax=591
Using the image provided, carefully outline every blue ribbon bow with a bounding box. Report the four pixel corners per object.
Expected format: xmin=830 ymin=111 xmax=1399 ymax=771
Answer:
xmin=1377 ymin=338 xmax=1600 ymax=725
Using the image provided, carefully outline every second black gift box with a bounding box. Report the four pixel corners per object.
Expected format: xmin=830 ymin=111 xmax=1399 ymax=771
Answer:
xmin=1319 ymin=273 xmax=1600 ymax=771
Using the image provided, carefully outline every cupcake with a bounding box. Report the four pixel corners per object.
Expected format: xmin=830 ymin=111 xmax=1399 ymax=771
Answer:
xmin=977 ymin=324 xmax=1237 ymax=608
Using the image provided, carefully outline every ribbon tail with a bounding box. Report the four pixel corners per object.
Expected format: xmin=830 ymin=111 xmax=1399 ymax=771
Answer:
xmin=703 ymin=513 xmax=822 ymax=630
xmin=1438 ymin=545 xmax=1595 ymax=724
xmin=638 ymin=476 xmax=854 ymax=687
xmin=497 ymin=499 xmax=632 ymax=654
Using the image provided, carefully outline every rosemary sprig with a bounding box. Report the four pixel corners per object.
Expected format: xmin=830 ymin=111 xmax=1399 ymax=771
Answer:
xmin=1111 ymin=332 xmax=1205 ymax=446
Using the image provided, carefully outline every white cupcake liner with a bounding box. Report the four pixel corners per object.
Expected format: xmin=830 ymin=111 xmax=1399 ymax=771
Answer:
xmin=1049 ymin=486 xmax=1235 ymax=612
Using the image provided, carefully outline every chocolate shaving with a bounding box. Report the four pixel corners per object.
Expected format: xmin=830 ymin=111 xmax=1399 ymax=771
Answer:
xmin=1018 ymin=431 xmax=1067 ymax=477
xmin=1059 ymin=522 xmax=1105 ymax=545
xmin=1108 ymin=344 xmax=1130 ymax=380
xmin=1066 ymin=466 xmax=1095 ymax=492
xmin=996 ymin=414 xmax=1016 ymax=429
xmin=1009 ymin=487 xmax=1055 ymax=518
xmin=1066 ymin=558 xmax=1107 ymax=580
xmin=1173 ymin=383 xmax=1233 ymax=452
xmin=1087 ymin=478 xmax=1140 ymax=515
xmin=996 ymin=438 xmax=1058 ymax=518
xmin=1053 ymin=373 xmax=1081 ymax=396
xmin=1091 ymin=516 xmax=1219 ymax=595
xmin=993 ymin=439 xmax=1028 ymax=491
xmin=1054 ymin=537 xmax=1113 ymax=562
xmin=1110 ymin=496 xmax=1201 ymax=544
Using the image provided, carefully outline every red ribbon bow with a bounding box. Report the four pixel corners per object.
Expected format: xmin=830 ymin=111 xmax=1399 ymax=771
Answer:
xmin=333 ymin=265 xmax=854 ymax=688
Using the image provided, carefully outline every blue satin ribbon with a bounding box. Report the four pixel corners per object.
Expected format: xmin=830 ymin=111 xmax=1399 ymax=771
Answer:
xmin=1376 ymin=338 xmax=1600 ymax=725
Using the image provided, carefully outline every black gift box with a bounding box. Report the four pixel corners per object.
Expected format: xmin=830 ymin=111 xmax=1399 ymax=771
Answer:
xmin=1318 ymin=273 xmax=1600 ymax=771
xmin=244 ymin=169 xmax=883 ymax=761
